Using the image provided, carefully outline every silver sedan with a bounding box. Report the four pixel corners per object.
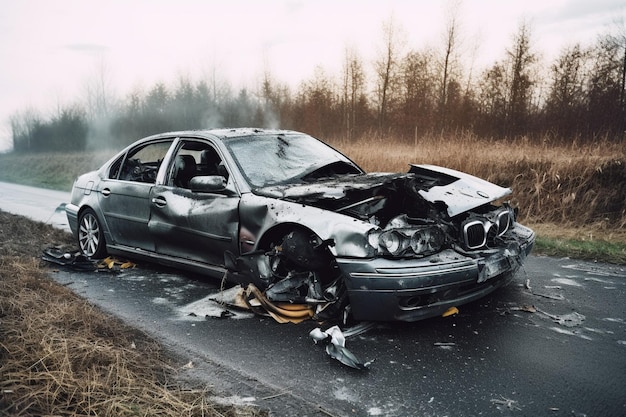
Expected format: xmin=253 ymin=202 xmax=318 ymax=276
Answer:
xmin=66 ymin=128 xmax=535 ymax=322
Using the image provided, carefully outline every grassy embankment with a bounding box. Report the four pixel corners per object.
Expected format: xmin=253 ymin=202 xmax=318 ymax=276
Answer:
xmin=0 ymin=211 xmax=264 ymax=416
xmin=0 ymin=133 xmax=624 ymax=263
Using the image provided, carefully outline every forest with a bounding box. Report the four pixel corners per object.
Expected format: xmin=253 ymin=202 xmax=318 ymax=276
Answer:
xmin=8 ymin=18 xmax=626 ymax=152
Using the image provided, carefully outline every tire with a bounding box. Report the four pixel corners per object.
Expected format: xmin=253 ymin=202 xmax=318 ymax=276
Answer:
xmin=77 ymin=208 xmax=107 ymax=258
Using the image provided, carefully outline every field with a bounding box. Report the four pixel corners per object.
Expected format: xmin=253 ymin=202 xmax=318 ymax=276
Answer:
xmin=0 ymin=133 xmax=625 ymax=262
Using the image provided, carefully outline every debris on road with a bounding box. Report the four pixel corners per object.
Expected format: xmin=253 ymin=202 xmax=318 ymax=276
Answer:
xmin=98 ymin=256 xmax=136 ymax=270
xmin=42 ymin=246 xmax=96 ymax=271
xmin=491 ymin=396 xmax=522 ymax=411
xmin=309 ymin=325 xmax=373 ymax=370
xmin=42 ymin=247 xmax=137 ymax=272
xmin=442 ymin=306 xmax=459 ymax=317
xmin=536 ymin=309 xmax=586 ymax=327
xmin=244 ymin=284 xmax=315 ymax=324
xmin=209 ymin=283 xmax=315 ymax=323
xmin=434 ymin=342 xmax=456 ymax=348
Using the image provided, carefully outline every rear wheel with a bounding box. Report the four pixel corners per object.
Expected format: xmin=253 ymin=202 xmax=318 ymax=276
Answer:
xmin=77 ymin=208 xmax=107 ymax=258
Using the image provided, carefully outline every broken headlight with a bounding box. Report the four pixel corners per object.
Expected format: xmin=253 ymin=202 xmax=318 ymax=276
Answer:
xmin=378 ymin=226 xmax=445 ymax=257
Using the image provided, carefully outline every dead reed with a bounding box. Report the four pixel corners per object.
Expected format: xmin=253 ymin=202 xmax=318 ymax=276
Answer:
xmin=0 ymin=211 xmax=263 ymax=416
xmin=330 ymin=133 xmax=626 ymax=239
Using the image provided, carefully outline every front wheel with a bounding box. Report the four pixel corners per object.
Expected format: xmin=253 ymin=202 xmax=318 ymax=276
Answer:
xmin=265 ymin=229 xmax=350 ymax=321
xmin=77 ymin=208 xmax=107 ymax=258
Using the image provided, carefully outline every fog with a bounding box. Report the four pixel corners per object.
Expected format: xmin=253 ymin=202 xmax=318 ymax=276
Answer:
xmin=1 ymin=0 xmax=624 ymax=151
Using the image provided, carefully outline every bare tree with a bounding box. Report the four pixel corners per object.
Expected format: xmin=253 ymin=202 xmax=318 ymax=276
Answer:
xmin=256 ymin=69 xmax=291 ymax=129
xmin=477 ymin=62 xmax=508 ymax=135
xmin=341 ymin=46 xmax=366 ymax=140
xmin=298 ymin=66 xmax=339 ymax=137
xmin=400 ymin=48 xmax=437 ymax=136
xmin=9 ymin=107 xmax=41 ymax=151
xmin=586 ymin=30 xmax=625 ymax=138
xmin=506 ymin=20 xmax=537 ymax=135
xmin=82 ymin=59 xmax=119 ymax=148
xmin=437 ymin=0 xmax=463 ymax=129
xmin=609 ymin=15 xmax=626 ymax=133
xmin=83 ymin=59 xmax=117 ymax=121
xmin=545 ymin=44 xmax=588 ymax=137
xmin=373 ymin=15 xmax=406 ymax=135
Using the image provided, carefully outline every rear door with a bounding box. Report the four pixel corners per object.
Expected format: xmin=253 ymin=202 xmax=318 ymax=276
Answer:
xmin=98 ymin=139 xmax=174 ymax=251
xmin=148 ymin=139 xmax=240 ymax=266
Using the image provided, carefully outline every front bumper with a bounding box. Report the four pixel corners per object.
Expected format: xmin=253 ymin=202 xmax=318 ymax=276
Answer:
xmin=338 ymin=224 xmax=535 ymax=322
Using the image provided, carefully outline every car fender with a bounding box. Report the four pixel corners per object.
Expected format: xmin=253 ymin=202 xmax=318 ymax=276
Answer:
xmin=67 ymin=171 xmax=114 ymax=242
xmin=239 ymin=193 xmax=377 ymax=258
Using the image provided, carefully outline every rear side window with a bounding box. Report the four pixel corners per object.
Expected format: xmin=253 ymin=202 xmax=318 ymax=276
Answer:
xmin=110 ymin=140 xmax=173 ymax=183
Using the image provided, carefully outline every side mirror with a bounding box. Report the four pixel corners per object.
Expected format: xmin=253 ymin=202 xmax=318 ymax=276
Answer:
xmin=189 ymin=175 xmax=227 ymax=193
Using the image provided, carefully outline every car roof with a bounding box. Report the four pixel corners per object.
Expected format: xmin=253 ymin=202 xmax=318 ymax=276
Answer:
xmin=147 ymin=128 xmax=302 ymax=141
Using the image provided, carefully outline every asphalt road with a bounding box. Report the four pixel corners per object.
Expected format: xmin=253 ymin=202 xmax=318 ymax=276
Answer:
xmin=1 ymin=181 xmax=625 ymax=416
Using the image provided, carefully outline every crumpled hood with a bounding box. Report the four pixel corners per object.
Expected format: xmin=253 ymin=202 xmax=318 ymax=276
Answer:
xmin=254 ymin=172 xmax=410 ymax=200
xmin=253 ymin=165 xmax=511 ymax=219
xmin=409 ymin=164 xmax=511 ymax=217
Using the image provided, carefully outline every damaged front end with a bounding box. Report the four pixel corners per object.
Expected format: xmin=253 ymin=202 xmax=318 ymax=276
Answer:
xmin=226 ymin=229 xmax=351 ymax=322
xmin=231 ymin=164 xmax=535 ymax=323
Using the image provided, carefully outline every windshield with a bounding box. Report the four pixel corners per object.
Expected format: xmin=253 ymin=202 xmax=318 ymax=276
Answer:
xmin=223 ymin=133 xmax=361 ymax=188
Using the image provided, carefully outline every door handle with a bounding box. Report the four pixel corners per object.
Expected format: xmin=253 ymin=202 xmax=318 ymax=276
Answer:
xmin=101 ymin=188 xmax=111 ymax=197
xmin=151 ymin=196 xmax=167 ymax=207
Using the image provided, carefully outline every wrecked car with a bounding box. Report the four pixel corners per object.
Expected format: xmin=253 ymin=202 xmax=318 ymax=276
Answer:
xmin=66 ymin=128 xmax=535 ymax=322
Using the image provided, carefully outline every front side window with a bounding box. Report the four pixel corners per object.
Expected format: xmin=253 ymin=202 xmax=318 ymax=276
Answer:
xmin=167 ymin=140 xmax=229 ymax=188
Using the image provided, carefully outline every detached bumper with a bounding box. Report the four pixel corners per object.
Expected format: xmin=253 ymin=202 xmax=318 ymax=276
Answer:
xmin=338 ymin=225 xmax=535 ymax=322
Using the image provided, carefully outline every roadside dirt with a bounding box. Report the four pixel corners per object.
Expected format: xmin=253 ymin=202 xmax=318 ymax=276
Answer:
xmin=0 ymin=210 xmax=266 ymax=416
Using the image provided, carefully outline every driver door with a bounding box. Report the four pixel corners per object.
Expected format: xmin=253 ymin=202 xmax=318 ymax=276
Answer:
xmin=148 ymin=139 xmax=240 ymax=267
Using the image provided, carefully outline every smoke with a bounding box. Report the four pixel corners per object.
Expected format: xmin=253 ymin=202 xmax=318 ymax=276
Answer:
xmin=86 ymin=116 xmax=115 ymax=150
xmin=201 ymin=110 xmax=224 ymax=130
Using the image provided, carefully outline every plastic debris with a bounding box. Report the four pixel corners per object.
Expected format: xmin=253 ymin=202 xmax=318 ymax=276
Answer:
xmin=98 ymin=256 xmax=136 ymax=271
xmin=510 ymin=305 xmax=537 ymax=313
xmin=442 ymin=306 xmax=459 ymax=317
xmin=536 ymin=309 xmax=586 ymax=327
xmin=42 ymin=246 xmax=96 ymax=271
xmin=309 ymin=325 xmax=372 ymax=370
xmin=244 ymin=284 xmax=315 ymax=324
xmin=491 ymin=396 xmax=521 ymax=411
xmin=434 ymin=342 xmax=456 ymax=347
xmin=209 ymin=285 xmax=250 ymax=311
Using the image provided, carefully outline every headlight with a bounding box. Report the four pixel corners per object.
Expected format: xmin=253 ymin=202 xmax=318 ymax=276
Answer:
xmin=410 ymin=227 xmax=445 ymax=255
xmin=379 ymin=230 xmax=406 ymax=256
xmin=379 ymin=226 xmax=445 ymax=257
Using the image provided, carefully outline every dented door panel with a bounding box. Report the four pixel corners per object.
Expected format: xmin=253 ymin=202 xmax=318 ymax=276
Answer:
xmin=149 ymin=185 xmax=239 ymax=265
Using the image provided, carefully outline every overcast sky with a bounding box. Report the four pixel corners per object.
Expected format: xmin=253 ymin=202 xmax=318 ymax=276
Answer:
xmin=1 ymin=0 xmax=624 ymax=152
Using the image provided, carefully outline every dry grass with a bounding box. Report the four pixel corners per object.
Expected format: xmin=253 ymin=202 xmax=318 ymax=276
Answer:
xmin=329 ymin=133 xmax=626 ymax=243
xmin=0 ymin=151 xmax=115 ymax=190
xmin=0 ymin=211 xmax=263 ymax=417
